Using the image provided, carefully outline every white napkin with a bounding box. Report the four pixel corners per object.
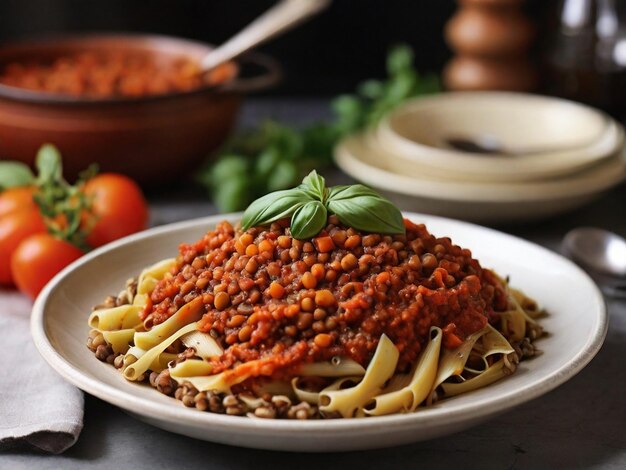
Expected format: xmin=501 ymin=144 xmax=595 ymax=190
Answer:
xmin=0 ymin=290 xmax=83 ymax=454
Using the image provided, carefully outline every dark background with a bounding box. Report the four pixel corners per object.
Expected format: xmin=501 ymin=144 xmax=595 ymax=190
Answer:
xmin=0 ymin=0 xmax=555 ymax=95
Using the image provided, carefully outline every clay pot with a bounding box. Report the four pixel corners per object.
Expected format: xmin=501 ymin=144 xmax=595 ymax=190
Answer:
xmin=0 ymin=34 xmax=280 ymax=186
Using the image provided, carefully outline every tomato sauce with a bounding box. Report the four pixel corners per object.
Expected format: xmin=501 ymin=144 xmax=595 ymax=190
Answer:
xmin=144 ymin=217 xmax=507 ymax=380
xmin=0 ymin=52 xmax=236 ymax=98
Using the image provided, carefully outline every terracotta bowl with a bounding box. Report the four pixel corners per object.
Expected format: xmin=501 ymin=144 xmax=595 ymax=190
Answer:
xmin=0 ymin=34 xmax=281 ymax=185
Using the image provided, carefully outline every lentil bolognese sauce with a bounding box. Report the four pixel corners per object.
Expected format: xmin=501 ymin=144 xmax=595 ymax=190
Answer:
xmin=87 ymin=172 xmax=545 ymax=419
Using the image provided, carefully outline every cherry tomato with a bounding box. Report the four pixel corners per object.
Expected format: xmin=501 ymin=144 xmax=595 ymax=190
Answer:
xmin=0 ymin=208 xmax=46 ymax=285
xmin=0 ymin=186 xmax=37 ymax=217
xmin=83 ymin=173 xmax=148 ymax=248
xmin=11 ymin=233 xmax=83 ymax=299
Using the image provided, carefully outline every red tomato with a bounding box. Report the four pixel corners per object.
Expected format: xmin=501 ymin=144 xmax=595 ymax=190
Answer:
xmin=0 ymin=209 xmax=46 ymax=285
xmin=11 ymin=233 xmax=83 ymax=299
xmin=83 ymin=173 xmax=148 ymax=247
xmin=0 ymin=186 xmax=37 ymax=217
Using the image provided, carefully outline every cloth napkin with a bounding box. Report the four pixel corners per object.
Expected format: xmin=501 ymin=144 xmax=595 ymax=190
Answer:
xmin=0 ymin=289 xmax=83 ymax=454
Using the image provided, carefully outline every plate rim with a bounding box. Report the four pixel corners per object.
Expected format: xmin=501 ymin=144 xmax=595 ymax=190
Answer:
xmin=30 ymin=212 xmax=608 ymax=435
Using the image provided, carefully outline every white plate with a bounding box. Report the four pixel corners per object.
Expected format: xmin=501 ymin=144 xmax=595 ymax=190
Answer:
xmin=31 ymin=214 xmax=607 ymax=452
xmin=335 ymin=134 xmax=626 ymax=223
xmin=379 ymin=92 xmax=620 ymax=182
xmin=377 ymin=121 xmax=624 ymax=183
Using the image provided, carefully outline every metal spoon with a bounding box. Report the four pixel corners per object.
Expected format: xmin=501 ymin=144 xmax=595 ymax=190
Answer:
xmin=446 ymin=135 xmax=591 ymax=156
xmin=562 ymin=227 xmax=626 ymax=297
xmin=200 ymin=0 xmax=331 ymax=73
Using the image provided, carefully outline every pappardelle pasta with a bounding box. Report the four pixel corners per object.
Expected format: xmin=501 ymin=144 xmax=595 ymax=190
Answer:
xmin=87 ymin=216 xmax=544 ymax=420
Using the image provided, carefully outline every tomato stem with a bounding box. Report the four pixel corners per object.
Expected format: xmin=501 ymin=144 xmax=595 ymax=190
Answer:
xmin=32 ymin=144 xmax=96 ymax=252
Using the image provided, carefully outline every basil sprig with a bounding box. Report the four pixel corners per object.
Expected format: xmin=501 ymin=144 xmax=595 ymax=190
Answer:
xmin=241 ymin=171 xmax=405 ymax=239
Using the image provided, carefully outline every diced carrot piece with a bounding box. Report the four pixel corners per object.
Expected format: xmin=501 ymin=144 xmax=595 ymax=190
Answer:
xmin=314 ymin=236 xmax=335 ymax=253
xmin=178 ymin=296 xmax=204 ymax=323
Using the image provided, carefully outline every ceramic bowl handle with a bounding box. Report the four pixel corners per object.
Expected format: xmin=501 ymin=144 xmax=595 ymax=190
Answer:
xmin=223 ymin=53 xmax=283 ymax=94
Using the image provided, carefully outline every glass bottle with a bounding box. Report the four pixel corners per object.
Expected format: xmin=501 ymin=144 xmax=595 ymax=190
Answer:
xmin=543 ymin=0 xmax=626 ymax=118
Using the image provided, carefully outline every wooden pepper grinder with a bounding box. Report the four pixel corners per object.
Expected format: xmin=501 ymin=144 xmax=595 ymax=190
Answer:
xmin=444 ymin=0 xmax=536 ymax=91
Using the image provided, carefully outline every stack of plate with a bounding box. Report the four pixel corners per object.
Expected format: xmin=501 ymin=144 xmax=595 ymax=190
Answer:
xmin=334 ymin=92 xmax=626 ymax=223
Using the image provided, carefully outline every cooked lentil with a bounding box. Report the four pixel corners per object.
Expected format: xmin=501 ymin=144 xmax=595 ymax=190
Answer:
xmin=143 ymin=218 xmax=508 ymax=385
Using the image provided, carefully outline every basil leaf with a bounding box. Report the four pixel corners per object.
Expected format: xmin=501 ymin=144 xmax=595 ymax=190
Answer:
xmin=241 ymin=188 xmax=313 ymax=230
xmin=265 ymin=122 xmax=302 ymax=161
xmin=255 ymin=147 xmax=281 ymax=179
xmin=332 ymin=94 xmax=365 ymax=134
xmin=327 ymin=184 xmax=404 ymax=234
xmin=301 ymin=170 xmax=326 ymax=201
xmin=35 ymin=144 xmax=64 ymax=184
xmin=267 ymin=159 xmax=298 ymax=192
xmin=290 ymin=200 xmax=327 ymax=240
xmin=358 ymin=79 xmax=384 ymax=99
xmin=387 ymin=44 xmax=413 ymax=76
xmin=386 ymin=70 xmax=417 ymax=103
xmin=0 ymin=161 xmax=34 ymax=190
xmin=327 ymin=184 xmax=391 ymax=202
xmin=210 ymin=154 xmax=248 ymax=187
xmin=215 ymin=177 xmax=251 ymax=213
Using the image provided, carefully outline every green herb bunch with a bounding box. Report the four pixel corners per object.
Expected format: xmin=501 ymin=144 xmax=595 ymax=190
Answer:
xmin=332 ymin=43 xmax=439 ymax=134
xmin=242 ymin=170 xmax=405 ymax=240
xmin=197 ymin=44 xmax=439 ymax=212
xmin=199 ymin=121 xmax=337 ymax=214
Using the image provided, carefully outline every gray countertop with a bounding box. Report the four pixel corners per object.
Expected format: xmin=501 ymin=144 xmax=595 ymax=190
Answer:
xmin=2 ymin=100 xmax=626 ymax=469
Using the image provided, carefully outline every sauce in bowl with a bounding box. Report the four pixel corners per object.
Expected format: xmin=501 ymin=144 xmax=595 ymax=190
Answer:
xmin=0 ymin=51 xmax=236 ymax=98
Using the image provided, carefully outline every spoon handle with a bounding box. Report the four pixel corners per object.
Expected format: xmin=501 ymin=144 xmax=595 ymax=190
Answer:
xmin=201 ymin=0 xmax=331 ymax=72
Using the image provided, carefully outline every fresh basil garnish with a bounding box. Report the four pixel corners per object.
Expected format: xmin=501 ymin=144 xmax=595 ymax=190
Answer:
xmin=300 ymin=170 xmax=327 ymax=201
xmin=291 ymin=201 xmax=328 ymax=239
xmin=326 ymin=184 xmax=405 ymax=234
xmin=241 ymin=188 xmax=313 ymax=230
xmin=241 ymin=170 xmax=404 ymax=239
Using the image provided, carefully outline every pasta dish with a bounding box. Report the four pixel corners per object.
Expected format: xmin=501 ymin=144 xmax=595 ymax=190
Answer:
xmin=86 ymin=172 xmax=544 ymax=419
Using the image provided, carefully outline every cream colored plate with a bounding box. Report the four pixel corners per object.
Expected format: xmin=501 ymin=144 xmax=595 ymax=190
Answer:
xmin=335 ymin=133 xmax=626 ymax=223
xmin=31 ymin=214 xmax=606 ymax=451
xmin=379 ymin=92 xmax=620 ymax=182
